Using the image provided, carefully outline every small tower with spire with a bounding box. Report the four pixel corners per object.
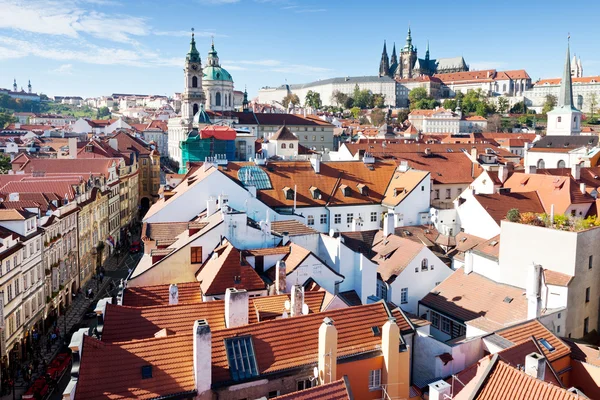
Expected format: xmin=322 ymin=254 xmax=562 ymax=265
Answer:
xmin=13 ymin=79 xmax=17 ymax=92
xmin=182 ymin=28 xmax=206 ymax=120
xmin=546 ymin=35 xmax=581 ymax=136
xmin=243 ymin=86 xmax=250 ymax=113
xmin=399 ymin=26 xmax=417 ymax=79
xmin=425 ymin=40 xmax=430 ymax=61
xmin=389 ymin=43 xmax=398 ymax=76
xmin=28 ymin=80 xmax=32 ymax=94
xmin=379 ymin=41 xmax=390 ymax=77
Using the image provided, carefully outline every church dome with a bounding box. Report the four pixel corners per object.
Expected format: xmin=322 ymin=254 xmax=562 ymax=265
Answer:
xmin=203 ymin=66 xmax=233 ymax=82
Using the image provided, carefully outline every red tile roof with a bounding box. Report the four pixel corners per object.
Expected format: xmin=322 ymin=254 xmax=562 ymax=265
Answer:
xmin=271 ymin=220 xmax=318 ymax=236
xmin=123 ymin=282 xmax=202 ymax=307
xmin=536 ymin=76 xmax=600 ymax=86
xmin=496 ymin=319 xmax=570 ymax=362
xmin=12 ymin=157 xmax=118 ymax=179
xmin=542 ymin=269 xmax=573 ymax=287
xmin=473 ymin=192 xmax=545 ymax=225
xmin=273 ymin=378 xmax=351 ymax=399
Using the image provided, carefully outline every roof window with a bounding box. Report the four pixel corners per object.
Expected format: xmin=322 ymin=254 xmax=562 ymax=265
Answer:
xmin=340 ymin=184 xmax=350 ymax=197
xmin=539 ymin=338 xmax=555 ymax=352
xmin=141 ymin=365 xmax=153 ymax=379
xmin=225 ymin=336 xmax=259 ymax=381
xmin=283 ymin=187 xmax=294 ymax=200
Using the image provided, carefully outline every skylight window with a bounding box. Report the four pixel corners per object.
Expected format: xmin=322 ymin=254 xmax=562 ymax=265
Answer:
xmin=141 ymin=365 xmax=153 ymax=379
xmin=238 ymin=166 xmax=272 ymax=190
xmin=539 ymin=338 xmax=555 ymax=352
xmin=225 ymin=336 xmax=259 ymax=381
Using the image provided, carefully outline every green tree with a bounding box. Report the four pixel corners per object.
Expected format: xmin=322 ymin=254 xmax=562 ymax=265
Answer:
xmin=396 ymin=109 xmax=409 ymax=123
xmin=506 ymin=208 xmax=521 ymax=223
xmin=304 ymin=90 xmax=322 ymax=109
xmin=475 ymin=102 xmax=488 ymax=117
xmin=372 ymin=93 xmax=386 ymax=108
xmin=541 ymin=94 xmax=557 ymax=114
xmin=517 ymin=115 xmax=532 ymax=127
xmin=501 ymin=118 xmax=512 ymax=132
xmin=510 ymin=101 xmax=527 ymax=114
xmin=332 ymin=90 xmax=348 ymax=108
xmin=97 ymin=106 xmax=110 ymax=119
xmin=0 ymin=155 xmax=10 ymax=173
xmin=350 ymin=107 xmax=361 ymax=120
xmin=352 ymin=84 xmax=372 ymax=109
xmin=442 ymin=99 xmax=457 ymax=111
xmin=370 ymin=108 xmax=386 ymax=125
xmin=282 ymin=93 xmax=300 ymax=109
xmin=408 ymin=87 xmax=429 ymax=109
xmin=497 ymin=97 xmax=509 ymax=114
xmin=0 ymin=111 xmax=16 ymax=129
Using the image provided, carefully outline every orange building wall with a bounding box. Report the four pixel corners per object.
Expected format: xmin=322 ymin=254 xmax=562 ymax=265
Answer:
xmin=551 ymin=356 xmax=571 ymax=387
xmin=571 ymin=360 xmax=600 ymax=399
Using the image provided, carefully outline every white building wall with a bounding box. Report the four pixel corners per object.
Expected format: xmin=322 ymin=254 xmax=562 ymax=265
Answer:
xmin=456 ymin=191 xmax=500 ymax=240
xmin=390 ymin=173 xmax=431 ymax=227
xmin=285 ymin=254 xmax=342 ymax=295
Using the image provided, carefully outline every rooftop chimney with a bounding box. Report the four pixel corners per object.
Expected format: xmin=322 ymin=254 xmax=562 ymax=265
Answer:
xmin=428 ymin=380 xmax=452 ymax=400
xmin=310 ymin=154 xmax=321 ymax=174
xmin=318 ymin=317 xmax=338 ymax=385
xmin=571 ymin=163 xmax=581 ymax=180
xmin=383 ymin=212 xmax=395 ymax=237
xmin=464 ymin=251 xmax=474 ymax=275
xmin=206 ymin=196 xmax=217 ymax=217
xmin=470 ymin=147 xmax=477 ymax=160
xmin=225 ymin=288 xmax=249 ymax=328
xmin=382 ymin=318 xmax=400 ymax=399
xmin=94 ymin=297 xmax=113 ymax=338
xmin=218 ymin=194 xmax=229 ymax=212
xmin=275 ymin=260 xmax=287 ymax=294
xmin=108 ymin=138 xmax=118 ymax=151
xmin=529 ymin=165 xmax=537 ymax=174
xmin=498 ymin=164 xmax=509 ymax=183
xmin=291 ymin=284 xmax=304 ymax=317
xmin=525 ymin=352 xmax=545 ymax=381
xmin=193 ymin=320 xmax=212 ymax=395
xmin=281 ymin=231 xmax=290 ymax=246
xmin=527 ymin=264 xmax=542 ymax=320
xmin=68 ymin=137 xmax=77 ymax=159
xmin=580 ymin=182 xmax=586 ymax=195
xmin=168 ymin=284 xmax=178 ymax=305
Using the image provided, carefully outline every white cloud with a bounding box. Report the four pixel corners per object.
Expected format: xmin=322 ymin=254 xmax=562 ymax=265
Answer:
xmin=50 ymin=64 xmax=74 ymax=75
xmin=294 ymin=8 xmax=326 ymax=13
xmin=223 ymin=65 xmax=248 ymax=71
xmin=237 ymin=59 xmax=284 ymax=67
xmin=469 ymin=61 xmax=508 ymax=70
xmin=154 ymin=30 xmax=224 ymax=38
xmin=197 ymin=0 xmax=240 ymax=4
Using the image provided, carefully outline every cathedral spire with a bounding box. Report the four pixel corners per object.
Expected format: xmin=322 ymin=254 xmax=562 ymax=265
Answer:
xmin=13 ymin=78 xmax=17 ymax=92
xmin=207 ymin=37 xmax=220 ymax=67
xmin=558 ymin=35 xmax=574 ymax=109
xmin=379 ymin=40 xmax=390 ymax=77
xmin=425 ymin=40 xmax=430 ymax=60
xmin=186 ymin=28 xmax=201 ymax=64
xmin=28 ymin=80 xmax=31 ymax=94
xmin=403 ymin=26 xmax=413 ymax=52
xmin=390 ymin=42 xmax=398 ymax=66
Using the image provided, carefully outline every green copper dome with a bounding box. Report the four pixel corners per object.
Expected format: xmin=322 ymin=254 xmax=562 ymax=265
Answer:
xmin=203 ymin=66 xmax=233 ymax=82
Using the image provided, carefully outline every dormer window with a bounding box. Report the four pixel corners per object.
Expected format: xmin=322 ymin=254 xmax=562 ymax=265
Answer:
xmin=283 ymin=186 xmax=294 ymax=200
xmin=340 ymin=184 xmax=350 ymax=197
xmin=309 ymin=186 xmax=321 ymax=200
xmin=394 ymin=187 xmax=405 ymax=197
xmin=357 ymin=183 xmax=368 ymax=195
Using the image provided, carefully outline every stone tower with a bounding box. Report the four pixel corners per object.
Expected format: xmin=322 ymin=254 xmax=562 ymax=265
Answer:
xmin=181 ymin=29 xmax=206 ymax=120
xmin=398 ymin=27 xmax=417 ymax=79
xmin=379 ymin=41 xmax=390 ymax=77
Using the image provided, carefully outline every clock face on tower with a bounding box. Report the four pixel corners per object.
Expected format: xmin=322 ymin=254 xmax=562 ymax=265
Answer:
xmin=191 ymin=64 xmax=198 ymax=71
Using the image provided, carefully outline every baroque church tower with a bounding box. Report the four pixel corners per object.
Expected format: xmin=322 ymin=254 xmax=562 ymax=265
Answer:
xmin=181 ymin=30 xmax=206 ymax=120
xmin=398 ymin=27 xmax=417 ymax=79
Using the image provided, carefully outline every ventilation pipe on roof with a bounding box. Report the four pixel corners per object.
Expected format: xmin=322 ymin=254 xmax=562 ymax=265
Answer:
xmin=225 ymin=288 xmax=249 ymax=328
xmin=318 ymin=317 xmax=338 ymax=385
xmin=525 ymin=352 xmax=545 ymax=381
xmin=168 ymin=284 xmax=178 ymax=305
xmin=580 ymin=182 xmax=586 ymax=195
xmin=193 ymin=319 xmax=212 ymax=395
xmin=498 ymin=164 xmax=509 ymax=184
xmin=290 ymin=284 xmax=304 ymax=317
xmin=526 ymin=264 xmax=543 ymax=320
xmin=275 ymin=260 xmax=286 ymax=295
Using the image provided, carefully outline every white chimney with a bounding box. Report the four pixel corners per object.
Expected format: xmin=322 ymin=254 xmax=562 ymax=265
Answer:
xmin=571 ymin=163 xmax=581 ymax=180
xmin=291 ymin=284 xmax=304 ymax=317
xmin=464 ymin=250 xmax=474 ymax=275
xmin=310 ymin=155 xmax=321 ymax=174
xmin=218 ymin=194 xmax=228 ymax=212
xmin=206 ymin=196 xmax=217 ymax=217
xmin=428 ymin=380 xmax=452 ymax=400
xmin=193 ymin=320 xmax=212 ymax=395
xmin=68 ymin=137 xmax=77 ymax=159
xmin=383 ymin=212 xmax=395 ymax=237
xmin=224 ymin=288 xmax=249 ymax=328
xmin=527 ymin=264 xmax=542 ymax=320
xmin=580 ymin=182 xmax=586 ymax=195
xmin=168 ymin=284 xmax=178 ymax=305
xmin=318 ymin=317 xmax=338 ymax=385
xmin=281 ymin=232 xmax=290 ymax=246
xmin=498 ymin=164 xmax=509 ymax=183
xmin=275 ymin=260 xmax=287 ymax=294
xmin=524 ymin=352 xmax=545 ymax=381
xmin=108 ymin=138 xmax=118 ymax=151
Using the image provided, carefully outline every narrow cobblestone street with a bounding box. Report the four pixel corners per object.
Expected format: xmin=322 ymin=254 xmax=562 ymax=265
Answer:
xmin=1 ymin=244 xmax=141 ymax=400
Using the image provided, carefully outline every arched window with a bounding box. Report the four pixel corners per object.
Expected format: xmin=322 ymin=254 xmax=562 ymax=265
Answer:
xmin=502 ymin=83 xmax=506 ymax=93
xmin=192 ymin=103 xmax=199 ymax=116
xmin=281 ymin=143 xmax=286 ymax=149
xmin=289 ymin=143 xmax=294 ymax=149
xmin=216 ymin=92 xmax=221 ymax=106
xmin=557 ymin=160 xmax=566 ymax=168
xmin=421 ymin=258 xmax=428 ymax=271
xmin=558 ymin=116 xmax=562 ymax=123
xmin=192 ymin=76 xmax=198 ymax=88
xmin=537 ymin=159 xmax=545 ymax=169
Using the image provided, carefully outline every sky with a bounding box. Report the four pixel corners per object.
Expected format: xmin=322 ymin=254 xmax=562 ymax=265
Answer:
xmin=0 ymin=0 xmax=598 ymax=100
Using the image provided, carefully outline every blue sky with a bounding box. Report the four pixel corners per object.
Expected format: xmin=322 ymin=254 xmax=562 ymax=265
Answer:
xmin=0 ymin=0 xmax=598 ymax=100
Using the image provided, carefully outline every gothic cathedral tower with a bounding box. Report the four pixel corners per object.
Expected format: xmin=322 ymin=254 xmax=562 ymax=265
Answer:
xmin=182 ymin=30 xmax=206 ymax=120
xmin=398 ymin=27 xmax=417 ymax=79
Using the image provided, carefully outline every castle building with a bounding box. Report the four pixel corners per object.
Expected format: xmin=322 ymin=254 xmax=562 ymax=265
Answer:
xmin=379 ymin=27 xmax=469 ymax=79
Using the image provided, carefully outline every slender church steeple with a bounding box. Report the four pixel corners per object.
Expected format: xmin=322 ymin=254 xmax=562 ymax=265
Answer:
xmin=403 ymin=26 xmax=413 ymax=52
xmin=13 ymin=79 xmax=17 ymax=92
xmin=186 ymin=28 xmax=201 ymax=64
xmin=28 ymin=80 xmax=32 ymax=94
xmin=379 ymin=40 xmax=390 ymax=77
xmin=558 ymin=36 xmax=574 ymax=109
xmin=425 ymin=40 xmax=430 ymax=60
xmin=390 ymin=43 xmax=397 ymax=67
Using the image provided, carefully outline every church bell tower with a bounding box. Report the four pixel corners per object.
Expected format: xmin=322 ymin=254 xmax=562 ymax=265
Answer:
xmin=182 ymin=29 xmax=206 ymax=120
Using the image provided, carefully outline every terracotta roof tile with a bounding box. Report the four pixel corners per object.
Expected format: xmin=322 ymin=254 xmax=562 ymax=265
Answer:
xmin=382 ymin=169 xmax=429 ymax=207
xmin=273 ymin=379 xmax=350 ymax=400
xmin=271 ymin=220 xmax=318 ymax=236
xmin=123 ymin=282 xmax=202 ymax=307
xmin=496 ymin=319 xmax=571 ymax=362
xmin=474 ymin=192 xmax=545 ymax=225
xmin=373 ymin=235 xmax=425 ymax=282
xmin=271 ymin=126 xmax=299 ymax=141
xmin=563 ymin=338 xmax=600 ymax=367
xmin=454 ymin=232 xmax=487 ymax=252
xmin=245 ymin=246 xmax=291 ymax=256
xmin=420 ymin=268 xmax=527 ymax=328
xmin=473 ymin=235 xmax=501 ymax=259
xmin=542 ymin=269 xmax=573 ymax=287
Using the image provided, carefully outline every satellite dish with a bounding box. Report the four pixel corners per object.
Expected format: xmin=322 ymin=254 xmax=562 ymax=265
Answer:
xmin=284 ymin=300 xmax=291 ymax=311
xmin=302 ymin=303 xmax=309 ymax=315
xmin=313 ymin=367 xmax=319 ymax=379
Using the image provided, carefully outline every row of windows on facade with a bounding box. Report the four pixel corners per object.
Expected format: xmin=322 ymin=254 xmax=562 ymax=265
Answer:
xmin=1 ymin=240 xmax=41 ymax=277
xmin=262 ymin=127 xmax=327 ymax=132
xmin=536 ymin=159 xmax=583 ymax=169
xmin=2 ymin=264 xmax=44 ymax=306
xmin=433 ymin=187 xmax=461 ymax=200
xmin=305 ymin=212 xmax=380 ymax=226
xmin=3 ymin=291 xmax=44 ymax=339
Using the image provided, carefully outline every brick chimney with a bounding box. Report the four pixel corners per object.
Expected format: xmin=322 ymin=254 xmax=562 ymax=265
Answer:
xmin=169 ymin=284 xmax=178 ymax=305
xmin=275 ymin=260 xmax=287 ymax=294
xmin=318 ymin=317 xmax=338 ymax=385
xmin=383 ymin=212 xmax=395 ymax=237
xmin=193 ymin=320 xmax=212 ymax=396
xmin=525 ymin=352 xmax=545 ymax=381
xmin=290 ymin=284 xmax=304 ymax=317
xmin=382 ymin=318 xmax=400 ymax=399
xmin=225 ymin=288 xmax=249 ymax=328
